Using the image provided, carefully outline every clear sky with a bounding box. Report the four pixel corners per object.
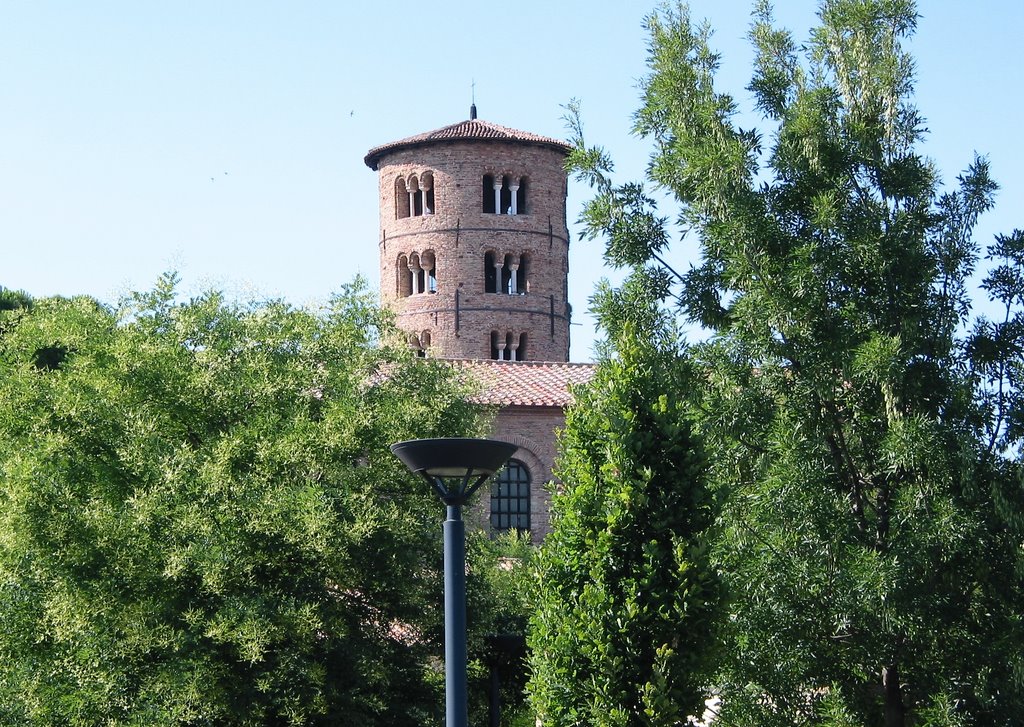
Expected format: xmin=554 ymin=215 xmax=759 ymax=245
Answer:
xmin=2 ymin=1 xmax=1021 ymax=361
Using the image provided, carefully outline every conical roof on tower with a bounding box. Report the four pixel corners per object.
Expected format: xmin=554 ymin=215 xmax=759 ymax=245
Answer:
xmin=364 ymin=117 xmax=570 ymax=170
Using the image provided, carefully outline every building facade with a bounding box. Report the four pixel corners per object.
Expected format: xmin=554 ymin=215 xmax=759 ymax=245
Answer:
xmin=366 ymin=108 xmax=592 ymax=540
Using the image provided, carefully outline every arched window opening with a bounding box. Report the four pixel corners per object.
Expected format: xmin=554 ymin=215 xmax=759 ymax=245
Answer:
xmin=483 ymin=174 xmax=496 ymax=213
xmin=484 ymin=251 xmax=498 ymax=293
xmin=491 ymin=459 xmax=530 ymax=532
xmin=516 ymin=177 xmax=528 ymax=214
xmin=518 ymin=333 xmax=527 ymax=362
xmin=500 ymin=175 xmax=513 ymax=214
xmin=397 ymin=254 xmax=412 ymax=298
xmin=408 ymin=253 xmax=423 ymax=295
xmin=501 ymin=255 xmax=514 ymax=295
xmin=418 ymin=331 xmax=431 ymax=358
xmin=408 ymin=332 xmax=422 ymax=357
xmin=490 ymin=330 xmax=505 ymax=360
xmin=395 ymin=178 xmax=411 ymax=219
xmin=421 ymin=172 xmax=435 ymax=215
xmin=408 ymin=176 xmax=422 ymax=217
xmin=419 ymin=251 xmax=436 ymax=294
xmin=518 ymin=253 xmax=530 ymax=294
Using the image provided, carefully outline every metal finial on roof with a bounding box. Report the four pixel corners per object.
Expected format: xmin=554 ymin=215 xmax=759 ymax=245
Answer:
xmin=470 ymin=80 xmax=477 ymax=119
xmin=470 ymin=103 xmax=477 ymax=120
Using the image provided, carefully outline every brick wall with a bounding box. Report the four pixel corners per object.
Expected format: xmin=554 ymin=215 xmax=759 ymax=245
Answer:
xmin=462 ymin=404 xmax=565 ymax=541
xmin=373 ymin=140 xmax=571 ymax=362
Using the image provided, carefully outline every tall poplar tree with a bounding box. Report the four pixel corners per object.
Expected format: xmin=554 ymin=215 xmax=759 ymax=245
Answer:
xmin=558 ymin=1 xmax=1024 ymax=724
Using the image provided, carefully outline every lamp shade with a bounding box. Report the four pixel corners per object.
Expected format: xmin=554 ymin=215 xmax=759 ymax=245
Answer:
xmin=390 ymin=438 xmax=518 ymax=478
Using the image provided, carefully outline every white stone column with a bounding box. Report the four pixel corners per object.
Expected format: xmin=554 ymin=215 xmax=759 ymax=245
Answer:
xmin=408 ymin=191 xmax=416 ymax=216
xmin=493 ymin=179 xmax=502 ymax=215
xmin=508 ymin=342 xmax=518 ymax=361
xmin=508 ymin=263 xmax=520 ymax=294
xmin=421 ymin=181 xmax=433 ymax=214
xmin=509 ymin=182 xmax=520 ymax=215
xmin=409 ymin=263 xmax=421 ymax=294
xmin=495 ymin=342 xmax=506 ymax=361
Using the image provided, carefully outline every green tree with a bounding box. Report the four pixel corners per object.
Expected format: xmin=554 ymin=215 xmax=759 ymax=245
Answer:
xmin=466 ymin=530 xmax=537 ymax=727
xmin=0 ymin=274 xmax=484 ymax=725
xmin=0 ymin=286 xmax=33 ymax=313
xmin=559 ymin=1 xmax=1024 ymax=724
xmin=527 ymin=313 xmax=722 ymax=727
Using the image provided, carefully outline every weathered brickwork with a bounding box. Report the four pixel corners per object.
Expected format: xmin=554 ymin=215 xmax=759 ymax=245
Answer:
xmin=488 ymin=405 xmax=565 ymax=539
xmin=460 ymin=407 xmax=564 ymax=541
xmin=366 ymin=116 xmax=588 ymax=542
xmin=367 ymin=125 xmax=572 ymax=362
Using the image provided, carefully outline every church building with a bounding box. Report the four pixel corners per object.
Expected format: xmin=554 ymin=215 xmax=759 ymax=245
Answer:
xmin=365 ymin=106 xmax=594 ymax=539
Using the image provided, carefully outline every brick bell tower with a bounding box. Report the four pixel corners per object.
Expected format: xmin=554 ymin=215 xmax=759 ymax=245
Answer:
xmin=364 ymin=105 xmax=572 ymax=362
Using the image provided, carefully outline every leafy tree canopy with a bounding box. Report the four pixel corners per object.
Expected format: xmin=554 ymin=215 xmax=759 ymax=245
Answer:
xmin=528 ymin=316 xmax=722 ymax=726
xmin=0 ymin=273 xmax=485 ymax=725
xmin=555 ymin=1 xmax=1024 ymax=724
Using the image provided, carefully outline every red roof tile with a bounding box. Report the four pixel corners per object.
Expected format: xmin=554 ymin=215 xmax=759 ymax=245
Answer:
xmin=364 ymin=118 xmax=571 ymax=170
xmin=447 ymin=359 xmax=595 ymax=407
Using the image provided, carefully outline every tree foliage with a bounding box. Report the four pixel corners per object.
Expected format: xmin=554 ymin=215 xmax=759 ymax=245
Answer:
xmin=556 ymin=1 xmax=1024 ymax=724
xmin=528 ymin=319 xmax=722 ymax=726
xmin=0 ymin=274 xmax=484 ymax=725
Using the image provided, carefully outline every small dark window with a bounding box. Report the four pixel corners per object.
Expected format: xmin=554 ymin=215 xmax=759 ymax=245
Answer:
xmin=501 ymin=255 xmax=513 ymax=294
xmin=420 ymin=172 xmax=435 ymax=216
xmin=518 ymin=177 xmax=529 ymax=214
xmin=500 ymin=175 xmax=512 ymax=214
xmin=518 ymin=333 xmax=527 ymax=361
xmin=490 ymin=330 xmax=502 ymax=360
xmin=491 ymin=459 xmax=530 ymax=532
xmin=484 ymin=252 xmax=497 ymax=293
xmin=483 ymin=175 xmax=496 ymax=214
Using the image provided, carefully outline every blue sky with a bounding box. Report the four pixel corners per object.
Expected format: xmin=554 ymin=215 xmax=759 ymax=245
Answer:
xmin=2 ymin=1 xmax=1021 ymax=361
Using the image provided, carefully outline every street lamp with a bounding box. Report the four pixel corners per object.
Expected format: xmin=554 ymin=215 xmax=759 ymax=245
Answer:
xmin=390 ymin=437 xmax=517 ymax=727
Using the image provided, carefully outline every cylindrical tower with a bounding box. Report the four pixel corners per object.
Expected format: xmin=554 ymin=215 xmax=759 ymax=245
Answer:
xmin=364 ymin=109 xmax=571 ymax=362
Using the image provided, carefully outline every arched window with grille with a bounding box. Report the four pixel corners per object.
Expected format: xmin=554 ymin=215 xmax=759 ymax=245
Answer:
xmin=490 ymin=459 xmax=530 ymax=532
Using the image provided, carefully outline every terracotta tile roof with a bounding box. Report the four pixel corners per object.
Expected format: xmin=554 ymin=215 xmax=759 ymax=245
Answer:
xmin=364 ymin=118 xmax=571 ymax=170
xmin=447 ymin=359 xmax=596 ymax=407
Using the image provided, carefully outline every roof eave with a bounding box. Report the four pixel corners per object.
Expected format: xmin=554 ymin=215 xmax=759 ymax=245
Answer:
xmin=365 ymin=136 xmax=571 ymax=171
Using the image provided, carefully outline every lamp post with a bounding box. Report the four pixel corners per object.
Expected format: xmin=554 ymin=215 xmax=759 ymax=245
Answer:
xmin=391 ymin=437 xmax=517 ymax=727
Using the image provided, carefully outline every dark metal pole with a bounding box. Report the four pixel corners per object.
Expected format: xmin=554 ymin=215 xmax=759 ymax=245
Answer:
xmin=443 ymin=503 xmax=468 ymax=727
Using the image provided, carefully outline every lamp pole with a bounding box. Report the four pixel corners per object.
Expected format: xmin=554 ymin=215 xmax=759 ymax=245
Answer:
xmin=391 ymin=438 xmax=517 ymax=727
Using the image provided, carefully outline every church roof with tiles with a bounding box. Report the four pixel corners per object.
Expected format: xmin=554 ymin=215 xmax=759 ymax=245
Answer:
xmin=448 ymin=359 xmax=596 ymax=407
xmin=364 ymin=117 xmax=571 ymax=170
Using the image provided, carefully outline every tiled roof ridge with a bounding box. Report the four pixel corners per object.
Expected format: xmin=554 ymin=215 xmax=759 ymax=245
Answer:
xmin=365 ymin=118 xmax=571 ymax=169
xmin=445 ymin=358 xmax=596 ymax=408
